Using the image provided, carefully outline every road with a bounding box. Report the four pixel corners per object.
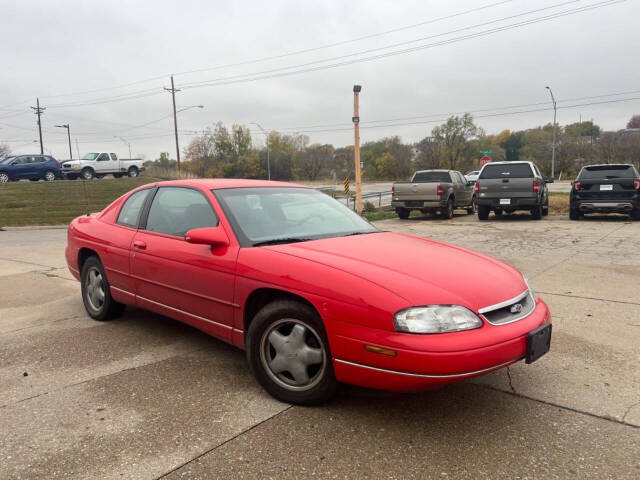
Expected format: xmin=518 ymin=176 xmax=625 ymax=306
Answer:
xmin=1 ymin=216 xmax=638 ymax=479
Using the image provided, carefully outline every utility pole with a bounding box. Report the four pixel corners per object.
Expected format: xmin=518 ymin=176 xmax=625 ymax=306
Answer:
xmin=30 ymin=98 xmax=46 ymax=155
xmin=545 ymin=86 xmax=557 ymax=179
xmin=165 ymin=75 xmax=181 ymax=175
xmin=352 ymin=85 xmax=362 ymax=214
xmin=250 ymin=122 xmax=271 ymax=180
xmin=55 ymin=124 xmax=73 ymax=159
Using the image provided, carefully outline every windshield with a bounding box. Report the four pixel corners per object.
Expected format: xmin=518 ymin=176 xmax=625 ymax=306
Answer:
xmin=0 ymin=156 xmax=14 ymax=164
xmin=214 ymin=187 xmax=378 ymax=247
xmin=412 ymin=171 xmax=451 ymax=183
xmin=579 ymin=165 xmax=636 ymax=179
xmin=480 ymin=163 xmax=533 ymax=179
xmin=82 ymin=153 xmax=99 ymax=160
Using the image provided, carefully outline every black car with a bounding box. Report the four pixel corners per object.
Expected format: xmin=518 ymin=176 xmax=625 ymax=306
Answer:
xmin=570 ymin=164 xmax=640 ymax=220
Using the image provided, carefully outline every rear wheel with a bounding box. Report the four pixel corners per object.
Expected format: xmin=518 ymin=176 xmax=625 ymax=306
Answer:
xmin=43 ymin=170 xmax=56 ymax=182
xmin=397 ymin=208 xmax=410 ymax=220
xmin=466 ymin=196 xmax=477 ymax=215
xmin=442 ymin=197 xmax=454 ymax=219
xmin=128 ymin=166 xmax=139 ymax=178
xmin=542 ymin=197 xmax=549 ymax=216
xmin=478 ymin=205 xmax=490 ymax=220
xmin=531 ymin=204 xmax=543 ymax=220
xmin=80 ymin=256 xmax=125 ymax=321
xmin=631 ymin=209 xmax=640 ymax=221
xmin=246 ymin=300 xmax=337 ymax=405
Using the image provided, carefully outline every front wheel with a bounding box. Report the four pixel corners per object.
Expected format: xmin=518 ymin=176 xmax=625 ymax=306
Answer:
xmin=0 ymin=172 xmax=9 ymax=183
xmin=81 ymin=256 xmax=125 ymax=321
xmin=81 ymin=168 xmax=94 ymax=180
xmin=246 ymin=300 xmax=337 ymax=405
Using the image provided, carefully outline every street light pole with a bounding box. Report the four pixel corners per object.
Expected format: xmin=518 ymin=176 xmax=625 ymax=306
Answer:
xmin=546 ymin=86 xmax=557 ymax=179
xmin=54 ymin=124 xmax=73 ymax=159
xmin=114 ymin=136 xmax=132 ymax=160
xmin=164 ymin=75 xmax=182 ymax=176
xmin=250 ymin=122 xmax=271 ymax=180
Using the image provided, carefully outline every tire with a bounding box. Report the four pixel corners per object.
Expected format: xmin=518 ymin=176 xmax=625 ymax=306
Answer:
xmin=80 ymin=256 xmax=125 ymax=321
xmin=542 ymin=198 xmax=549 ymax=216
xmin=43 ymin=170 xmax=56 ymax=182
xmin=569 ymin=209 xmax=580 ymax=220
xmin=494 ymin=208 xmax=503 ymax=216
xmin=246 ymin=300 xmax=338 ymax=405
xmin=478 ymin=205 xmax=490 ymax=220
xmin=397 ymin=208 xmax=410 ymax=220
xmin=466 ymin=196 xmax=477 ymax=215
xmin=630 ymin=209 xmax=640 ymax=221
xmin=81 ymin=167 xmax=94 ymax=180
xmin=128 ymin=166 xmax=139 ymax=178
xmin=442 ymin=197 xmax=454 ymax=219
xmin=531 ymin=204 xmax=543 ymax=220
xmin=0 ymin=172 xmax=9 ymax=183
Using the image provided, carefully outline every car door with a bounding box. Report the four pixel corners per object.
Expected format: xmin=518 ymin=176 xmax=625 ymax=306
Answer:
xmin=11 ymin=156 xmax=34 ymax=179
xmin=451 ymin=172 xmax=466 ymax=206
xmin=95 ymin=153 xmax=112 ymax=173
xmin=130 ymin=186 xmax=238 ymax=340
xmin=31 ymin=155 xmax=48 ymax=179
xmin=109 ymin=153 xmax=121 ymax=173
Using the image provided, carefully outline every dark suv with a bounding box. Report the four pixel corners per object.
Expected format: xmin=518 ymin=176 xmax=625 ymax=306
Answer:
xmin=0 ymin=155 xmax=62 ymax=183
xmin=475 ymin=161 xmax=552 ymax=220
xmin=570 ymin=164 xmax=640 ymax=220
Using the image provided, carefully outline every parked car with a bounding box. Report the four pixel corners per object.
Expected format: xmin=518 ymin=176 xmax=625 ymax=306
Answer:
xmin=66 ymin=179 xmax=552 ymax=405
xmin=475 ymin=161 xmax=552 ymax=220
xmin=465 ymin=170 xmax=480 ymax=183
xmin=570 ymin=164 xmax=640 ymax=220
xmin=0 ymin=154 xmax=62 ymax=183
xmin=391 ymin=169 xmax=476 ymax=219
xmin=61 ymin=152 xmax=145 ymax=180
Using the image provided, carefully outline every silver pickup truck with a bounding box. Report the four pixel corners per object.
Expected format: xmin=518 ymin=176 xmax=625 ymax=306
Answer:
xmin=391 ymin=169 xmax=477 ymax=219
xmin=61 ymin=152 xmax=145 ymax=180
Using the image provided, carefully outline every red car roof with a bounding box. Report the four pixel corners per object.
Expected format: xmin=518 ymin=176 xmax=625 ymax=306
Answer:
xmin=143 ymin=178 xmax=307 ymax=190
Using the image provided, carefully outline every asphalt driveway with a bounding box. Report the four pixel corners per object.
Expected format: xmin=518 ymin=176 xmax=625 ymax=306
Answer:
xmin=0 ymin=216 xmax=638 ymax=479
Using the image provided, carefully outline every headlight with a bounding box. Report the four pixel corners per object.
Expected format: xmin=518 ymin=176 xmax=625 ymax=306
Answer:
xmin=73 ymin=164 xmax=81 ymax=169
xmin=394 ymin=306 xmax=482 ymax=334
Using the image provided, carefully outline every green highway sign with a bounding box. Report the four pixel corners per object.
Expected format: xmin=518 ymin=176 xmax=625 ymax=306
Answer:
xmin=479 ymin=149 xmax=492 ymax=155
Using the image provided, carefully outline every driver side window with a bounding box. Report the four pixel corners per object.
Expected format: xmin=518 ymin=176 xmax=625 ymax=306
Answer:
xmin=145 ymin=187 xmax=218 ymax=237
xmin=97 ymin=153 xmax=109 ymax=162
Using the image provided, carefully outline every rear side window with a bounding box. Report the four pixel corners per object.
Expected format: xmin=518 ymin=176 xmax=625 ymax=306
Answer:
xmin=480 ymin=163 xmax=533 ymax=179
xmin=412 ymin=171 xmax=451 ymax=182
xmin=110 ymin=153 xmax=117 ymax=161
xmin=146 ymin=187 xmax=218 ymax=237
xmin=579 ymin=165 xmax=636 ymax=179
xmin=117 ymin=189 xmax=151 ymax=228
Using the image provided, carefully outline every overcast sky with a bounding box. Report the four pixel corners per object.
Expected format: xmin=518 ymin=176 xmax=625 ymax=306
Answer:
xmin=1 ymin=0 xmax=638 ymax=160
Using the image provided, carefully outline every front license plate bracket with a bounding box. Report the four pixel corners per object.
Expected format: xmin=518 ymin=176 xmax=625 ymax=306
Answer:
xmin=500 ymin=198 xmax=511 ymax=205
xmin=526 ymin=323 xmax=552 ymax=364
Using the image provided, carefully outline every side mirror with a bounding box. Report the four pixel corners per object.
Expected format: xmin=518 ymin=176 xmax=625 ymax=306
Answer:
xmin=467 ymin=180 xmax=475 ymax=186
xmin=546 ymin=177 xmax=554 ymax=183
xmin=185 ymin=226 xmax=229 ymax=248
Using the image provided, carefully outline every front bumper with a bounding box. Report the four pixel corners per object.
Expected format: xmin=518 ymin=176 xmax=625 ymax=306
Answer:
xmin=328 ymin=297 xmax=551 ymax=391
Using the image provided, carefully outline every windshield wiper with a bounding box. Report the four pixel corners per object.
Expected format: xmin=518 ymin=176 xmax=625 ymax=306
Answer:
xmin=341 ymin=231 xmax=379 ymax=237
xmin=253 ymin=237 xmax=313 ymax=247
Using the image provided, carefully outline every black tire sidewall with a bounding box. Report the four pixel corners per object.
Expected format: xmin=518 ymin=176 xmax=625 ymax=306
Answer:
xmin=246 ymin=300 xmax=337 ymax=405
xmin=80 ymin=256 xmax=120 ymax=321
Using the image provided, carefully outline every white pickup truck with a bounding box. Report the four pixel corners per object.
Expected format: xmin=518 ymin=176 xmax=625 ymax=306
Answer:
xmin=61 ymin=152 xmax=145 ymax=180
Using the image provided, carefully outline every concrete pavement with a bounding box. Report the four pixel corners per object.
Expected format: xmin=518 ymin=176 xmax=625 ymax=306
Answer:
xmin=0 ymin=215 xmax=638 ymax=479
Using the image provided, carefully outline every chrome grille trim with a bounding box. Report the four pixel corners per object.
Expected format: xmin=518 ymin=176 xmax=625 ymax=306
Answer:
xmin=478 ymin=289 xmax=535 ymax=326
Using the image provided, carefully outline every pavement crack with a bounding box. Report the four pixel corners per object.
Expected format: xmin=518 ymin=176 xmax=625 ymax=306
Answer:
xmin=154 ymin=405 xmax=294 ymax=479
xmin=476 ymin=383 xmax=639 ymax=429
xmin=506 ymin=367 xmax=516 ymax=393
xmin=0 ymin=255 xmax=59 ymax=269
xmin=622 ymin=401 xmax=640 ymax=423
xmin=536 ymin=291 xmax=640 ymax=307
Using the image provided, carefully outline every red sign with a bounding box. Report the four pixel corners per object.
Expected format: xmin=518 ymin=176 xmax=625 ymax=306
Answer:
xmin=480 ymin=155 xmax=492 ymax=166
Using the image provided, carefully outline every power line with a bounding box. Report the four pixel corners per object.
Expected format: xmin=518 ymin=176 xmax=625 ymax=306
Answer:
xmin=0 ymin=0 xmax=512 ymax=109
xmin=181 ymin=0 xmax=625 ymax=91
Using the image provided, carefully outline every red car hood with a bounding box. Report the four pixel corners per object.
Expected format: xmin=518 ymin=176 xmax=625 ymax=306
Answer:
xmin=266 ymin=232 xmax=527 ymax=312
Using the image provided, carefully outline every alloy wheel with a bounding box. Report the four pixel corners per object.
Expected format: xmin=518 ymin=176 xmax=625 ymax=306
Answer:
xmin=85 ymin=267 xmax=106 ymax=312
xmin=45 ymin=171 xmax=55 ymax=181
xmin=260 ymin=318 xmax=326 ymax=391
xmin=0 ymin=173 xmax=8 ymax=183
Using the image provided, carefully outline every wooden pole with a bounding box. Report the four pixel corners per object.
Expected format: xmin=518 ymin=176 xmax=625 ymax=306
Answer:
xmin=353 ymin=85 xmax=362 ymax=214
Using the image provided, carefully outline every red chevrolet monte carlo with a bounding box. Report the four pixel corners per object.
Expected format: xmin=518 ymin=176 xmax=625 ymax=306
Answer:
xmin=66 ymin=179 xmax=551 ymax=404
